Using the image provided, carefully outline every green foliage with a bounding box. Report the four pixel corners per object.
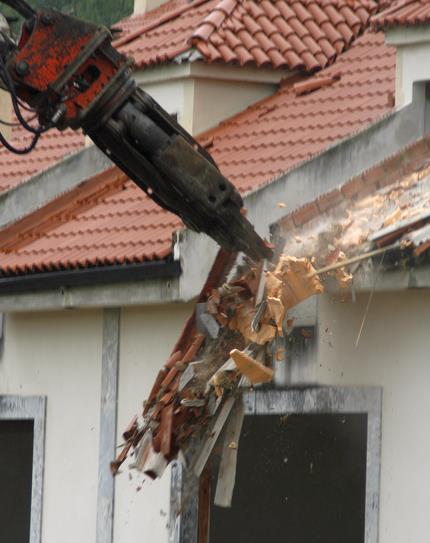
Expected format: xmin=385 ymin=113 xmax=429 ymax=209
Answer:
xmin=3 ymin=0 xmax=133 ymax=29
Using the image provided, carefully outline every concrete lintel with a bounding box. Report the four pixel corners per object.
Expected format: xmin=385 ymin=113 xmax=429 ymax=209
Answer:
xmin=0 ymin=144 xmax=112 ymax=228
xmin=0 ymin=276 xmax=181 ymax=312
xmin=135 ymin=63 xmax=192 ymax=85
xmin=135 ymin=61 xmax=289 ymax=86
xmin=188 ymin=62 xmax=290 ymax=84
xmin=351 ymin=265 xmax=430 ymax=292
xmin=386 ymin=25 xmax=430 ymax=46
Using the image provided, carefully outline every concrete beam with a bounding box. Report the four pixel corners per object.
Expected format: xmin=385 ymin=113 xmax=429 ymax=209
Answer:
xmin=0 ymin=276 xmax=181 ymax=312
xmin=0 ymin=144 xmax=112 ymax=228
xmin=96 ymin=308 xmax=120 ymax=543
xmin=135 ymin=62 xmax=289 ymax=86
xmin=352 ymin=263 xmax=430 ymax=292
xmin=386 ymin=26 xmax=430 ymax=46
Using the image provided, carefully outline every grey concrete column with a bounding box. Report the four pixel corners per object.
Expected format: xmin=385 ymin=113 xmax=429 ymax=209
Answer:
xmin=96 ymin=308 xmax=120 ymax=543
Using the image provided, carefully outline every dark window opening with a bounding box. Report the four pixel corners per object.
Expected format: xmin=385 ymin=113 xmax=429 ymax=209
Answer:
xmin=209 ymin=413 xmax=367 ymax=543
xmin=0 ymin=420 xmax=34 ymax=543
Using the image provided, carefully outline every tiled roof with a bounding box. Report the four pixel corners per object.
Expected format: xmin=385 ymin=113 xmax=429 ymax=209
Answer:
xmin=190 ymin=0 xmax=379 ymax=70
xmin=116 ymin=0 xmax=379 ymax=71
xmin=0 ymin=30 xmax=395 ymax=275
xmin=0 ymin=169 xmax=181 ymax=274
xmin=372 ymin=0 xmax=430 ymax=29
xmin=0 ymin=0 xmax=380 ymax=194
xmin=0 ymin=126 xmax=85 ymax=193
xmin=200 ymin=30 xmax=395 ymax=193
xmin=116 ymin=0 xmax=189 ymax=34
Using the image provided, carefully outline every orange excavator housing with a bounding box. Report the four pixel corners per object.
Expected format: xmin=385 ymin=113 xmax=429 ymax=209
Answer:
xmin=0 ymin=0 xmax=272 ymax=261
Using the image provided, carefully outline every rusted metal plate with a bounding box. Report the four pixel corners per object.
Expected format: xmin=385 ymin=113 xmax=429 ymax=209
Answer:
xmin=402 ymin=222 xmax=430 ymax=256
xmin=371 ymin=210 xmax=430 ymax=247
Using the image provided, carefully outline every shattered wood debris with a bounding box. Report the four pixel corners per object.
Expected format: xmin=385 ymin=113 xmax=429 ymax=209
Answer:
xmin=112 ymin=249 xmax=333 ymax=502
xmin=230 ymin=349 xmax=273 ymax=384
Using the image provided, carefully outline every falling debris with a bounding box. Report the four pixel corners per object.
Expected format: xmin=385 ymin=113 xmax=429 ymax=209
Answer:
xmin=268 ymin=256 xmax=324 ymax=310
xmin=113 ymin=158 xmax=430 ymax=512
xmin=230 ymin=349 xmax=274 ymax=384
xmin=214 ymin=398 xmax=244 ymax=508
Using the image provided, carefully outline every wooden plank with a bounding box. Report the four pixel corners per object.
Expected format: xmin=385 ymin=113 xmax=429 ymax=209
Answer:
xmin=214 ymin=398 xmax=245 ymax=508
xmin=230 ymin=349 xmax=273 ymax=384
xmin=192 ymin=395 xmax=236 ymax=477
xmin=198 ymin=465 xmax=211 ymax=543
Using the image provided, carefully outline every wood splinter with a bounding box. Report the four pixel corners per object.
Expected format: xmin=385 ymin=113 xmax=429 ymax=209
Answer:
xmin=230 ymin=349 xmax=273 ymax=384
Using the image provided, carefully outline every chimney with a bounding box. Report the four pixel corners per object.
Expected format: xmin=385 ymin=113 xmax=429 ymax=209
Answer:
xmin=133 ymin=0 xmax=166 ymax=14
xmin=385 ymin=25 xmax=430 ymax=107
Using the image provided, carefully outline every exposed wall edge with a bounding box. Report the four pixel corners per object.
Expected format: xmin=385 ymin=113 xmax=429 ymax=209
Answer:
xmin=0 ymin=270 xmax=181 ymax=312
xmin=0 ymin=260 xmax=181 ymax=294
xmin=177 ymin=82 xmax=430 ymax=301
xmin=0 ymin=144 xmax=112 ymax=228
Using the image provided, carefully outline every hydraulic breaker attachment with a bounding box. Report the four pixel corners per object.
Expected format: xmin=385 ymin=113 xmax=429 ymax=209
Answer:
xmin=0 ymin=0 xmax=272 ymax=260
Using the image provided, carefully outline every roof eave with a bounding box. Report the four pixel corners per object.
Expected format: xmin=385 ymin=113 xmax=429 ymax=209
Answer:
xmin=0 ymin=259 xmax=181 ymax=294
xmin=0 ymin=260 xmax=182 ymax=312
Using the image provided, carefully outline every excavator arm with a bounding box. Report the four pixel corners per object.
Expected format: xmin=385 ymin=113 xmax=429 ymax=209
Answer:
xmin=0 ymin=0 xmax=272 ymax=260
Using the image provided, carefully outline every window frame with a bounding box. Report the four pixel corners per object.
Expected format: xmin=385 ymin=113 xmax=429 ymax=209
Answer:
xmin=0 ymin=395 xmax=46 ymax=543
xmin=169 ymin=386 xmax=382 ymax=543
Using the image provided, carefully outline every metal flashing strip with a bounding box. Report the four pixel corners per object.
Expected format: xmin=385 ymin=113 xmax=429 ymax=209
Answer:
xmin=0 ymin=395 xmax=46 ymax=543
xmin=370 ymin=209 xmax=430 ymax=247
xmin=0 ymin=260 xmax=181 ymax=294
xmin=96 ymin=308 xmax=120 ymax=543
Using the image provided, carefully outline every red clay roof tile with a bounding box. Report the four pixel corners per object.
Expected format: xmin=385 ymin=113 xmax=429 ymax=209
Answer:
xmin=0 ymin=30 xmax=395 ymax=274
xmin=372 ymin=0 xmax=430 ymax=29
xmin=0 ymin=127 xmax=85 ymax=193
xmin=115 ymin=0 xmax=379 ymax=72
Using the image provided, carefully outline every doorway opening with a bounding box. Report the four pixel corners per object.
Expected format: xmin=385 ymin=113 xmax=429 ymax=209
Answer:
xmin=170 ymin=387 xmax=381 ymax=543
xmin=0 ymin=395 xmax=46 ymax=543
xmin=209 ymin=413 xmax=367 ymax=543
xmin=0 ymin=419 xmax=34 ymax=543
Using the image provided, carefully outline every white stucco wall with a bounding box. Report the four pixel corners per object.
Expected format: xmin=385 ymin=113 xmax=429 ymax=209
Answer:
xmin=140 ymin=75 xmax=276 ymax=135
xmin=317 ymin=290 xmax=430 ymax=543
xmin=0 ymin=302 xmax=192 ymax=543
xmin=386 ymin=26 xmax=430 ymax=106
xmin=0 ymin=310 xmax=103 ymax=543
xmin=114 ymin=302 xmax=193 ymax=543
xmin=394 ymin=42 xmax=430 ymax=106
xmin=140 ymin=79 xmax=186 ymax=123
xmin=189 ymin=77 xmax=277 ymax=135
xmin=136 ymin=63 xmax=282 ymax=135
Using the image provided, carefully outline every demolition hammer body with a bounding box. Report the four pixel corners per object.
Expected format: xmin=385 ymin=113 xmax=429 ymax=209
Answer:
xmin=0 ymin=0 xmax=272 ymax=261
